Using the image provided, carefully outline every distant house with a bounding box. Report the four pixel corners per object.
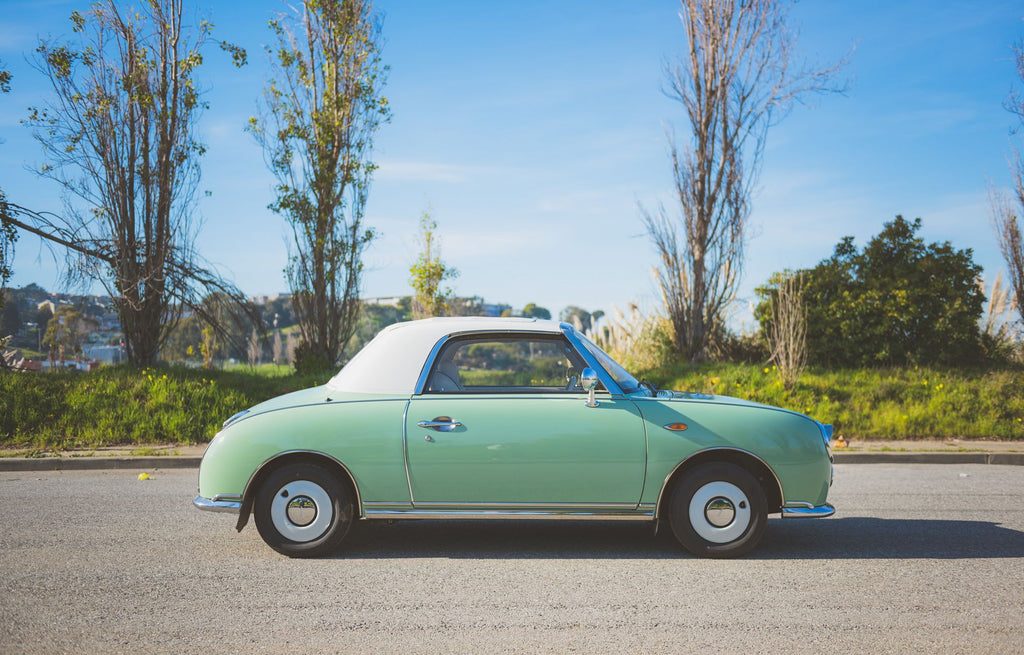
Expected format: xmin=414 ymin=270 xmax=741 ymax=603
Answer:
xmin=83 ymin=344 xmax=126 ymax=364
xmin=364 ymin=297 xmax=404 ymax=308
xmin=481 ymin=303 xmax=512 ymax=317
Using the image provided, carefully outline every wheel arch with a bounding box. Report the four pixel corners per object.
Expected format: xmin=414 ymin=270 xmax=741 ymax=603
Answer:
xmin=234 ymin=450 xmax=362 ymax=532
xmin=654 ymin=447 xmax=784 ymax=522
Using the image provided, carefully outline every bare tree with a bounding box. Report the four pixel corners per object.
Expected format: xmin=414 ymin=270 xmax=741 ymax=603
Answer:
xmin=991 ymin=40 xmax=1024 ymax=328
xmin=643 ymin=0 xmax=841 ymax=361
xmin=990 ymin=186 xmax=1024 ymax=327
xmin=409 ymin=208 xmax=458 ymax=319
xmin=272 ymin=315 xmax=284 ymax=365
xmin=250 ymin=0 xmax=389 ymax=370
xmin=247 ymin=327 xmax=262 ymax=368
xmin=14 ymin=1 xmax=253 ymax=366
xmin=765 ymin=271 xmax=806 ymax=389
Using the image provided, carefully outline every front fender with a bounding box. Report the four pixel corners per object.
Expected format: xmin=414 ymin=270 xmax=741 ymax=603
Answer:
xmin=633 ymin=397 xmax=832 ymax=508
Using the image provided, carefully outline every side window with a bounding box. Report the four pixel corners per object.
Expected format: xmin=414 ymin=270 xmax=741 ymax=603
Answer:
xmin=426 ymin=336 xmax=588 ymax=393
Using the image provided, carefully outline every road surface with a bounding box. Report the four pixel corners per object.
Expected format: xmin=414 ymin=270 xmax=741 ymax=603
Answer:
xmin=1 ymin=464 xmax=1022 ymax=653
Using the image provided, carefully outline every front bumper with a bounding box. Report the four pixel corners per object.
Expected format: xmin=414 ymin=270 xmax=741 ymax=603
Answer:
xmin=781 ymin=502 xmax=835 ymax=518
xmin=193 ymin=495 xmax=241 ymax=514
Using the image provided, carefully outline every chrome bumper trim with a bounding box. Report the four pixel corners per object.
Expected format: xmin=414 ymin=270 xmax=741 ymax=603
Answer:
xmin=364 ymin=509 xmax=654 ymax=521
xmin=193 ymin=495 xmax=242 ymax=514
xmin=781 ymin=503 xmax=835 ymax=518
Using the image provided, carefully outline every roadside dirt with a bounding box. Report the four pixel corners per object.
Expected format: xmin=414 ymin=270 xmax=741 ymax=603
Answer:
xmin=831 ymin=438 xmax=1024 ymax=453
xmin=0 ymin=443 xmax=209 ymax=458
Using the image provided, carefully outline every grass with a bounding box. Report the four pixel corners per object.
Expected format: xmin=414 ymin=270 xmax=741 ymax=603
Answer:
xmin=2 ymin=360 xmax=1022 ymax=452
xmin=641 ymin=362 xmax=1024 ymax=440
xmin=0 ymin=365 xmax=330 ymax=451
xmin=220 ymin=362 xmax=297 ymax=377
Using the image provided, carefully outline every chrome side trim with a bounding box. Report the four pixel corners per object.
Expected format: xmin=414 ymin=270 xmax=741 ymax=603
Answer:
xmin=193 ymin=495 xmax=241 ymax=514
xmin=222 ymin=409 xmax=249 ymax=428
xmin=411 ymin=501 xmax=640 ymax=509
xmin=363 ymin=509 xmax=654 ymax=521
xmin=781 ymin=503 xmax=835 ymax=519
xmin=652 ymin=447 xmax=786 ymax=520
xmin=241 ymin=450 xmax=365 ymax=518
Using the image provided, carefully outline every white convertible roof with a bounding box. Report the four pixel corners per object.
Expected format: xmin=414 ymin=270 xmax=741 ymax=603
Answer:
xmin=326 ymin=317 xmax=565 ymax=394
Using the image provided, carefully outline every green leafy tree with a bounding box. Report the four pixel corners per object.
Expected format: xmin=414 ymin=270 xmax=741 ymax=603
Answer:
xmin=250 ymin=0 xmax=390 ymax=370
xmin=521 ymin=303 xmax=551 ymax=320
xmin=200 ymin=325 xmax=218 ymax=369
xmin=409 ymin=209 xmax=458 ymax=318
xmin=160 ymin=313 xmax=203 ymax=363
xmin=757 ymin=216 xmax=985 ymax=367
xmin=42 ymin=305 xmax=98 ymax=362
xmin=1 ymin=300 xmax=21 ymax=338
xmin=559 ymin=306 xmax=593 ymax=332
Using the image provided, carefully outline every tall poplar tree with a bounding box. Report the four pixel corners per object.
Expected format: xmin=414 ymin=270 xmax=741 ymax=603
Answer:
xmin=250 ymin=0 xmax=390 ymax=369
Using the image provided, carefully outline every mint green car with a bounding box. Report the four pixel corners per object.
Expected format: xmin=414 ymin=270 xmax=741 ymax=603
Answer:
xmin=194 ymin=317 xmax=834 ymax=558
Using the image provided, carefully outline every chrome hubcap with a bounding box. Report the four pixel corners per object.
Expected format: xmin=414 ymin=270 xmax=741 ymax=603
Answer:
xmin=270 ymin=480 xmax=333 ymax=542
xmin=286 ymin=496 xmax=317 ymax=527
xmin=704 ymin=496 xmax=735 ymax=528
xmin=688 ymin=481 xmax=752 ymax=544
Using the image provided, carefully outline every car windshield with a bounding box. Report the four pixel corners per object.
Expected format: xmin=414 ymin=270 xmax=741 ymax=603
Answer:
xmin=575 ymin=332 xmax=643 ymax=395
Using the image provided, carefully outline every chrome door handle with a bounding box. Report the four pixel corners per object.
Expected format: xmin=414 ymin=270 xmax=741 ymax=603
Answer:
xmin=417 ymin=417 xmax=462 ymax=432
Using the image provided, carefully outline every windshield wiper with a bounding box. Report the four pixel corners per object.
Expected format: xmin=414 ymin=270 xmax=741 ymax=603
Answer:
xmin=639 ymin=379 xmax=659 ymax=395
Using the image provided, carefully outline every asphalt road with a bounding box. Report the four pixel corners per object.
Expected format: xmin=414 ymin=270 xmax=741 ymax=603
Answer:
xmin=1 ymin=464 xmax=1022 ymax=654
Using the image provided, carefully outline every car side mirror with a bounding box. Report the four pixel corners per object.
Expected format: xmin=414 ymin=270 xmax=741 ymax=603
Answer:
xmin=581 ymin=367 xmax=600 ymax=408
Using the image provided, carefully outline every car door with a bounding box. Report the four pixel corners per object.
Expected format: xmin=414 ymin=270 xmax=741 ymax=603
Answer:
xmin=404 ymin=334 xmax=646 ymax=507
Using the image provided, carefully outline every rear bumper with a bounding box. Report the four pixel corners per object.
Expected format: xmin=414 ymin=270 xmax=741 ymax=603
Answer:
xmin=193 ymin=495 xmax=241 ymax=514
xmin=781 ymin=502 xmax=835 ymax=518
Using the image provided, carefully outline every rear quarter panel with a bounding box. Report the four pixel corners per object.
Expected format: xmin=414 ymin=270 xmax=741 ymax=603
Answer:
xmin=198 ymin=396 xmax=411 ymax=507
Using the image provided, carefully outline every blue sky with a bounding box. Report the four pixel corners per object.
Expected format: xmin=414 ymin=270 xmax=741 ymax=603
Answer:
xmin=1 ymin=0 xmax=1022 ymax=328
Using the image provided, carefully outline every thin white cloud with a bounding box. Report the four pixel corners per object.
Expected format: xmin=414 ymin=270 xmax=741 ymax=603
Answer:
xmin=535 ymin=189 xmax=631 ymax=216
xmin=445 ymin=229 xmax=548 ymax=259
xmin=376 ymin=160 xmax=487 ymax=184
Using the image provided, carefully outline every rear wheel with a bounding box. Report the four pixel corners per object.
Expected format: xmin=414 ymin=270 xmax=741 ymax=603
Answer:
xmin=669 ymin=462 xmax=767 ymax=558
xmin=254 ymin=462 xmax=354 ymax=557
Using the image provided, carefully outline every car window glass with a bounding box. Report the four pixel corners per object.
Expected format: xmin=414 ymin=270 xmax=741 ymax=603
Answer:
xmin=426 ymin=336 xmax=588 ymax=393
xmin=575 ymin=331 xmax=641 ymax=394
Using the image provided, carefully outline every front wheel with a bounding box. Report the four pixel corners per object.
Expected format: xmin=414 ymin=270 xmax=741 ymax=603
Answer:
xmin=668 ymin=462 xmax=767 ymax=558
xmin=254 ymin=462 xmax=354 ymax=557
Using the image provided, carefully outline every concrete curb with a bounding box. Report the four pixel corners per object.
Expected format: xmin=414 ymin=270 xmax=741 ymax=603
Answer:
xmin=833 ymin=452 xmax=1024 ymax=466
xmin=0 ymin=452 xmax=1022 ymax=472
xmin=0 ymin=456 xmax=202 ymax=472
